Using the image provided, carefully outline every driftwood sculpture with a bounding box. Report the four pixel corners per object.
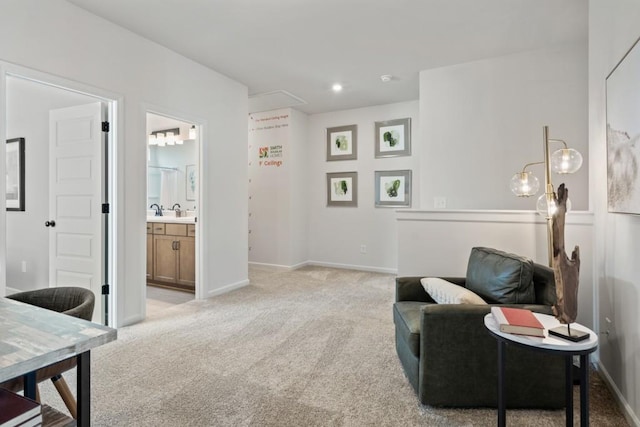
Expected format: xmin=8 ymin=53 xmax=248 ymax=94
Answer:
xmin=551 ymin=183 xmax=580 ymax=324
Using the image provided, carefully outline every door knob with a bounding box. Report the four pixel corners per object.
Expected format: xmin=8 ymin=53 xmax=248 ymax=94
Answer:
xmin=45 ymin=220 xmax=56 ymax=227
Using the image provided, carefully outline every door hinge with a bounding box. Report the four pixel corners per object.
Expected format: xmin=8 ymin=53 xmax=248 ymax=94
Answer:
xmin=102 ymin=284 xmax=110 ymax=295
xmin=102 ymin=121 xmax=110 ymax=132
xmin=102 ymin=203 xmax=110 ymax=214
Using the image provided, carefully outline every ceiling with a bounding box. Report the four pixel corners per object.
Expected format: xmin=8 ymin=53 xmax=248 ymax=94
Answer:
xmin=67 ymin=0 xmax=587 ymax=115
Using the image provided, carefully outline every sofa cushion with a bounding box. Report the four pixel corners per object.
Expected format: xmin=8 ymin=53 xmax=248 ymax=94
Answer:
xmin=465 ymin=247 xmax=535 ymax=304
xmin=393 ymin=301 xmax=426 ymax=357
xmin=421 ymin=277 xmax=487 ymax=305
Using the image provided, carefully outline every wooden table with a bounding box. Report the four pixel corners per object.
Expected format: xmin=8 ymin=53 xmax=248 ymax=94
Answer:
xmin=0 ymin=297 xmax=117 ymax=426
xmin=484 ymin=313 xmax=597 ymax=427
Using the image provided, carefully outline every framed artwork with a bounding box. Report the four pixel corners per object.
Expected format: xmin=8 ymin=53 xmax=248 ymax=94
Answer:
xmin=606 ymin=35 xmax=640 ymax=214
xmin=186 ymin=164 xmax=197 ymax=201
xmin=6 ymin=138 xmax=25 ymax=211
xmin=326 ymin=125 xmax=357 ymax=161
xmin=375 ymin=170 xmax=412 ymax=208
xmin=375 ymin=118 xmax=411 ymax=158
xmin=326 ymin=171 xmax=357 ymax=207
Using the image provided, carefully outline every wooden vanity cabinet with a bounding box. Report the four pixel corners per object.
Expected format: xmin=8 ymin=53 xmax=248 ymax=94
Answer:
xmin=147 ymin=222 xmax=195 ymax=292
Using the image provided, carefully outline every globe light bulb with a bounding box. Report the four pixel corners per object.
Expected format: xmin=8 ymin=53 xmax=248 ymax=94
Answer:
xmin=510 ymin=172 xmax=540 ymax=197
xmin=536 ymin=193 xmax=571 ymax=218
xmin=551 ymin=148 xmax=582 ymax=174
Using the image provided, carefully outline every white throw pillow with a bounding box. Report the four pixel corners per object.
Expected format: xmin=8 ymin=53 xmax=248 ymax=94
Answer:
xmin=420 ymin=277 xmax=488 ymax=305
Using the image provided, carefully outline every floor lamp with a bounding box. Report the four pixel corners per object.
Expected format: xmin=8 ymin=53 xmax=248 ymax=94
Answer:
xmin=509 ymin=126 xmax=583 ymax=266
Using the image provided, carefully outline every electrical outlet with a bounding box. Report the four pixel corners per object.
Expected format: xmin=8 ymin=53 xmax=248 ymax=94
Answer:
xmin=434 ymin=197 xmax=447 ymax=209
xmin=360 ymin=245 xmax=367 ymax=254
xmin=21 ymin=261 xmax=26 ymax=273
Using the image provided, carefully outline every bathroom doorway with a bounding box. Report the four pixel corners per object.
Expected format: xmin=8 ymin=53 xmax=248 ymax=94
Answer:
xmin=145 ymin=112 xmax=200 ymax=316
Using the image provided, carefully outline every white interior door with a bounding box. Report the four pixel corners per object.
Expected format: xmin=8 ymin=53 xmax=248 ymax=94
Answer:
xmin=49 ymin=102 xmax=104 ymax=322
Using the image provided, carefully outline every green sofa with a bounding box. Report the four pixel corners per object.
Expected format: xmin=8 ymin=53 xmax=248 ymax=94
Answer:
xmin=393 ymin=247 xmax=565 ymax=408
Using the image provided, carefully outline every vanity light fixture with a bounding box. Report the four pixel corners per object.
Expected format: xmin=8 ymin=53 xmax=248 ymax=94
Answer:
xmin=149 ymin=127 xmax=180 ymax=148
xmin=188 ymin=125 xmax=197 ymax=140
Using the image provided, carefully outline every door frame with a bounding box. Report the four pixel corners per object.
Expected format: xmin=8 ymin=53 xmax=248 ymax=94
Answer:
xmin=143 ymin=105 xmax=205 ymax=304
xmin=0 ymin=62 xmax=122 ymax=327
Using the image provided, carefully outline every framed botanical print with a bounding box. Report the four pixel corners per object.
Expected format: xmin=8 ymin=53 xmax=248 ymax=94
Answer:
xmin=374 ymin=170 xmax=412 ymax=208
xmin=326 ymin=125 xmax=357 ymax=161
xmin=375 ymin=118 xmax=411 ymax=158
xmin=326 ymin=171 xmax=357 ymax=207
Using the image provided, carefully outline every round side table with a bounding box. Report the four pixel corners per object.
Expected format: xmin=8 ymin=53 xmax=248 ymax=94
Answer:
xmin=484 ymin=312 xmax=598 ymax=427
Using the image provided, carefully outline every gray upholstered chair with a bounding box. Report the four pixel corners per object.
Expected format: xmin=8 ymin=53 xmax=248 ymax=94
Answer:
xmin=393 ymin=247 xmax=565 ymax=408
xmin=1 ymin=287 xmax=95 ymax=419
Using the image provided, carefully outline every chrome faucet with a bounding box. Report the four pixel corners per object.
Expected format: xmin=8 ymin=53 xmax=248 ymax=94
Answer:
xmin=172 ymin=203 xmax=181 ymax=210
xmin=150 ymin=203 xmax=162 ymax=216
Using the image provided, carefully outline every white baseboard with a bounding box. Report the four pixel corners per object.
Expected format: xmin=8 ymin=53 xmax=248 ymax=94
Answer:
xmin=596 ymin=361 xmax=640 ymax=426
xmin=248 ymin=261 xmax=310 ymax=271
xmin=205 ymin=279 xmax=250 ymax=298
xmin=306 ymin=260 xmax=396 ymax=275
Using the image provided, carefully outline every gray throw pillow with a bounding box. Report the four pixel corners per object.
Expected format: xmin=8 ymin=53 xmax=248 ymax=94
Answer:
xmin=465 ymin=247 xmax=535 ymax=304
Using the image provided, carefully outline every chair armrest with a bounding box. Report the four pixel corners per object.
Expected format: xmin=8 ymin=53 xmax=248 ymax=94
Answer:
xmin=395 ymin=276 xmax=467 ymax=302
xmin=396 ymin=277 xmax=433 ymax=302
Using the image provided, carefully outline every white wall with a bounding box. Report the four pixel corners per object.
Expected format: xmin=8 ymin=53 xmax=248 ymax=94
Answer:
xmin=307 ymin=101 xmax=419 ymax=273
xmin=248 ymin=109 xmax=290 ymax=266
xmin=5 ymin=77 xmax=96 ymax=291
xmin=0 ymin=0 xmax=248 ymax=326
xmin=589 ymin=1 xmax=640 ymax=424
xmin=420 ymin=42 xmax=589 ymax=210
xmin=289 ymin=109 xmax=309 ymax=267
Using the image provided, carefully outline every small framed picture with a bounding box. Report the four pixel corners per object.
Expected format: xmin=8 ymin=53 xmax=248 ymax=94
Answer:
xmin=375 ymin=170 xmax=412 ymax=208
xmin=6 ymin=137 xmax=25 ymax=212
xmin=326 ymin=171 xmax=358 ymax=207
xmin=326 ymin=125 xmax=357 ymax=161
xmin=375 ymin=118 xmax=411 ymax=158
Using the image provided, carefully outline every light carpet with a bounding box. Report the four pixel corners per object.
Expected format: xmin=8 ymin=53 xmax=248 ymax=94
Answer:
xmin=41 ymin=266 xmax=628 ymax=426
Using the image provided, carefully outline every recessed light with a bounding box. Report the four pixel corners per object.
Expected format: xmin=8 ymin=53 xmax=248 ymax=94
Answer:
xmin=332 ymin=83 xmax=343 ymax=92
xmin=380 ymin=74 xmax=393 ymax=82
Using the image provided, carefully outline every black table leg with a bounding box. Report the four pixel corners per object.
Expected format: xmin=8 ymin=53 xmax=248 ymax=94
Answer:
xmin=580 ymin=354 xmax=589 ymax=427
xmin=23 ymin=371 xmax=36 ymax=400
xmin=498 ymin=340 xmax=506 ymax=427
xmin=565 ymin=356 xmax=573 ymax=427
xmin=77 ymin=351 xmax=91 ymax=427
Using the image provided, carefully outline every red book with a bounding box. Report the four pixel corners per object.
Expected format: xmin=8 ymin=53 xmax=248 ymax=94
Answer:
xmin=491 ymin=307 xmax=545 ymax=337
xmin=0 ymin=388 xmax=41 ymax=427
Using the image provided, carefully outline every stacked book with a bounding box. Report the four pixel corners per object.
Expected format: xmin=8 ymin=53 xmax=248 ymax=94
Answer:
xmin=0 ymin=388 xmax=42 ymax=427
xmin=491 ymin=306 xmax=545 ymax=337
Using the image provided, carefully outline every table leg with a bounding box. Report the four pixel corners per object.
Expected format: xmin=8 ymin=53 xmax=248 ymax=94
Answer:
xmin=580 ymin=354 xmax=590 ymax=427
xmin=23 ymin=372 xmax=36 ymax=400
xmin=565 ymin=356 xmax=573 ymax=427
xmin=77 ymin=351 xmax=91 ymax=427
xmin=498 ymin=340 xmax=506 ymax=427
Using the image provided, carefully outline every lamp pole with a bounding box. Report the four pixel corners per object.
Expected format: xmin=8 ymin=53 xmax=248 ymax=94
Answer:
xmin=543 ymin=126 xmax=554 ymax=267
